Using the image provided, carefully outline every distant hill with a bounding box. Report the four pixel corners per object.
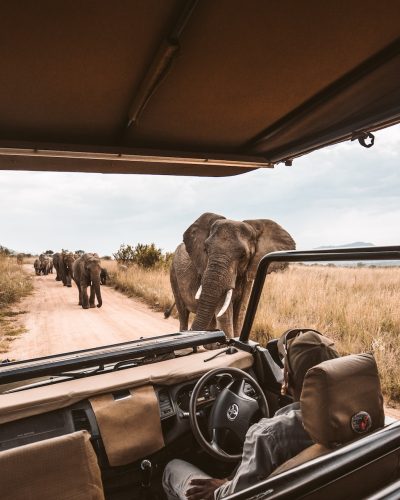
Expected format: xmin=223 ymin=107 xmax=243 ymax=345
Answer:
xmin=307 ymin=242 xmax=400 ymax=267
xmin=315 ymin=242 xmax=374 ymax=250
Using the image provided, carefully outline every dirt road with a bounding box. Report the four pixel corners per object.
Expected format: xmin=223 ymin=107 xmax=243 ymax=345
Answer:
xmin=8 ymin=267 xmax=179 ymax=360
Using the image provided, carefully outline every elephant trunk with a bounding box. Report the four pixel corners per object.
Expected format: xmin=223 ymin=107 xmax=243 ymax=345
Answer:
xmin=191 ymin=259 xmax=235 ymax=332
xmin=66 ymin=271 xmax=72 ymax=287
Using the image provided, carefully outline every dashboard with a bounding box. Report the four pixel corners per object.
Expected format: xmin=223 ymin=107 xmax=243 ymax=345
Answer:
xmin=0 ymin=373 xmax=257 ymax=460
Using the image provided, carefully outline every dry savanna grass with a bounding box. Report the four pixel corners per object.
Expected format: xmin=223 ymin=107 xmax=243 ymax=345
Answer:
xmin=108 ymin=262 xmax=400 ymax=404
xmin=253 ymin=265 xmax=400 ymax=405
xmin=0 ymin=255 xmax=32 ymax=353
xmin=104 ymin=261 xmax=173 ymax=314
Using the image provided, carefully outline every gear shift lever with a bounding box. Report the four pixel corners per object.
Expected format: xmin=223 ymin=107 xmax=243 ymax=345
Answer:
xmin=141 ymin=459 xmax=152 ymax=488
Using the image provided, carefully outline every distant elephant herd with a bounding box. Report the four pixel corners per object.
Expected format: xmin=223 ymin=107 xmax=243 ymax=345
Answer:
xmin=33 ymin=254 xmax=53 ymax=276
xmin=33 ymin=252 xmax=109 ymax=310
xmin=31 ymin=212 xmax=295 ymax=329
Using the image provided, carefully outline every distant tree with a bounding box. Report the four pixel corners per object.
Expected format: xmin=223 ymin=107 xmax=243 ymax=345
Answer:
xmin=162 ymin=251 xmax=174 ymax=269
xmin=101 ymin=255 xmax=112 ymax=260
xmin=75 ymin=250 xmax=85 ymax=256
xmin=44 ymin=250 xmax=54 ymax=255
xmin=133 ymin=243 xmax=163 ymax=268
xmin=0 ymin=245 xmax=12 ymax=256
xmin=113 ymin=243 xmax=166 ymax=269
xmin=113 ymin=244 xmax=136 ymax=265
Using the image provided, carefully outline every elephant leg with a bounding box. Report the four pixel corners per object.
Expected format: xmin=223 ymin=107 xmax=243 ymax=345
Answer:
xmin=74 ymin=280 xmax=82 ymax=305
xmin=170 ymin=268 xmax=189 ymax=331
xmin=178 ymin=307 xmax=189 ymax=331
xmin=80 ymin=284 xmax=89 ymax=309
xmin=89 ymin=285 xmax=96 ymax=308
xmin=174 ymin=291 xmax=189 ymax=330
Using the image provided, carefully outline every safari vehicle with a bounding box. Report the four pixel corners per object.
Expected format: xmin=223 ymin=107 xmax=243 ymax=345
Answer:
xmin=1 ymin=2 xmax=400 ymax=499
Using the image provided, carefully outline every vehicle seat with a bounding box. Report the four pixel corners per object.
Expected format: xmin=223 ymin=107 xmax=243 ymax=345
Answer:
xmin=272 ymin=352 xmax=384 ymax=476
xmin=0 ymin=430 xmax=105 ymax=500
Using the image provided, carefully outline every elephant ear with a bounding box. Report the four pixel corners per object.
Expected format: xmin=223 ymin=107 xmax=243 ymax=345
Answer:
xmin=183 ymin=212 xmax=226 ymax=275
xmin=244 ymin=219 xmax=296 ymax=279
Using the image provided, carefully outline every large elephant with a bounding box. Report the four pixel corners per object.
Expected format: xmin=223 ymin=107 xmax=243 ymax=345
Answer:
xmin=72 ymin=253 xmax=103 ymax=309
xmin=170 ymin=213 xmax=295 ymax=339
xmin=52 ymin=253 xmax=62 ymax=281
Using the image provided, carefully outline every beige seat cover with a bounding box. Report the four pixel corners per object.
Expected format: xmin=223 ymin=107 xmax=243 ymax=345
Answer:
xmin=271 ymin=443 xmax=330 ymax=476
xmin=272 ymin=353 xmax=384 ymax=477
xmin=0 ymin=430 xmax=104 ymax=500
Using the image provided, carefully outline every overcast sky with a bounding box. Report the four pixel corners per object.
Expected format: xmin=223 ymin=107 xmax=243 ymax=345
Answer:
xmin=1 ymin=124 xmax=399 ymax=256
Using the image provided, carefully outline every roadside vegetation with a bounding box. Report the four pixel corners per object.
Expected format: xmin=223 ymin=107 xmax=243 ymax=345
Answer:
xmin=106 ymin=257 xmax=400 ymax=405
xmin=104 ymin=243 xmax=174 ymax=312
xmin=113 ymin=243 xmax=173 ymax=269
xmin=0 ymin=250 xmax=33 ymax=353
xmin=103 ymin=259 xmax=172 ymax=314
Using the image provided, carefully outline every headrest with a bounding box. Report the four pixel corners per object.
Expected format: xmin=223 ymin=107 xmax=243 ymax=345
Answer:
xmin=301 ymin=353 xmax=384 ymax=447
xmin=279 ymin=330 xmax=339 ymax=400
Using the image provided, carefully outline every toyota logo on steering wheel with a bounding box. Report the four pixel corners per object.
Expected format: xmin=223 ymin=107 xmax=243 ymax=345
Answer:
xmin=227 ymin=403 xmax=239 ymax=421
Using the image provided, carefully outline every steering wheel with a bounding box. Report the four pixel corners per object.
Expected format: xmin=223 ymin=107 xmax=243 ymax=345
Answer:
xmin=189 ymin=367 xmax=269 ymax=462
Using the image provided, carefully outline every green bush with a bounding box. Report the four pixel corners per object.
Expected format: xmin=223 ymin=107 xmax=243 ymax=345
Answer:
xmin=133 ymin=243 xmax=162 ymax=268
xmin=113 ymin=243 xmax=174 ymax=269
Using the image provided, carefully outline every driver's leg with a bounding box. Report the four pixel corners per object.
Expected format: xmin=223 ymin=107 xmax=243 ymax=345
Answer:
xmin=163 ymin=459 xmax=211 ymax=500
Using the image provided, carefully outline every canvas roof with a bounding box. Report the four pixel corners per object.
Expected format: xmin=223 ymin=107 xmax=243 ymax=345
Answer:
xmin=1 ymin=0 xmax=399 ymax=176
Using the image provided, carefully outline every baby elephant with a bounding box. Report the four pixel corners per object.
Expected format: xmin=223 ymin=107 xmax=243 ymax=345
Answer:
xmin=33 ymin=259 xmax=41 ymax=275
xmin=73 ymin=253 xmax=103 ymax=309
xmin=100 ymin=267 xmax=109 ymax=285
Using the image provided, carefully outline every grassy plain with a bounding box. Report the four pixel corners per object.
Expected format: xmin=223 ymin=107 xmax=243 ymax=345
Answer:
xmin=106 ymin=261 xmax=400 ymax=405
xmin=0 ymin=256 xmax=32 ymax=353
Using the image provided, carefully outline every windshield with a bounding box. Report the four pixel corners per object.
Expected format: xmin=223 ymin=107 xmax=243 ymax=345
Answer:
xmin=0 ymin=124 xmax=399 ymax=369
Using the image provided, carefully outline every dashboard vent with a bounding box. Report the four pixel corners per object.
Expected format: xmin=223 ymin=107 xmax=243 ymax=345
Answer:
xmin=71 ymin=409 xmax=92 ymax=433
xmin=158 ymin=389 xmax=174 ymax=420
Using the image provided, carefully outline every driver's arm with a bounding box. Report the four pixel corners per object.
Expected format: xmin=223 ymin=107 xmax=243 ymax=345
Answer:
xmin=214 ymin=419 xmax=278 ymax=499
xmin=215 ymin=404 xmax=312 ymax=498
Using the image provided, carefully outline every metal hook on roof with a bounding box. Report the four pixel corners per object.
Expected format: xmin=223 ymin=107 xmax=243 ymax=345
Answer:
xmin=351 ymin=131 xmax=375 ymax=148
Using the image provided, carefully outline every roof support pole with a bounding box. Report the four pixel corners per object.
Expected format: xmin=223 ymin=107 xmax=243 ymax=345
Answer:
xmin=126 ymin=0 xmax=199 ymax=129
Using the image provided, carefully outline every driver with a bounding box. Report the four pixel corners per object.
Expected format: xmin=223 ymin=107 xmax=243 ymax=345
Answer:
xmin=163 ymin=330 xmax=339 ymax=500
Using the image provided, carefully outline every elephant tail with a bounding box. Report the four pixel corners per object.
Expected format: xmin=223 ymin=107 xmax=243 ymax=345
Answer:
xmin=164 ymin=302 xmax=176 ymax=319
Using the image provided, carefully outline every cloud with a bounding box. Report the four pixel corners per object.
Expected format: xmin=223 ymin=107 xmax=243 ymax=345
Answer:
xmin=1 ymin=124 xmax=399 ymax=255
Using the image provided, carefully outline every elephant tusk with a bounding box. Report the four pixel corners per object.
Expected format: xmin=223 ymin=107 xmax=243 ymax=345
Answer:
xmin=195 ymin=285 xmax=202 ymax=300
xmin=217 ymin=289 xmax=233 ymax=318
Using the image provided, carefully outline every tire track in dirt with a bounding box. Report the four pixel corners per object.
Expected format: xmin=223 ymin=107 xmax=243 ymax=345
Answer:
xmin=7 ymin=266 xmax=179 ymax=360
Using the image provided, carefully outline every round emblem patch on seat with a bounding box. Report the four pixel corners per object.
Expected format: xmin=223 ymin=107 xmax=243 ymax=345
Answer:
xmin=351 ymin=411 xmax=372 ymax=434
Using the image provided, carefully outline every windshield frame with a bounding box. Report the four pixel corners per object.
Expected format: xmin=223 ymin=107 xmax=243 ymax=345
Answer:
xmin=239 ymin=245 xmax=400 ymax=342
